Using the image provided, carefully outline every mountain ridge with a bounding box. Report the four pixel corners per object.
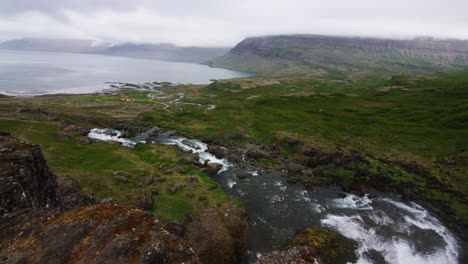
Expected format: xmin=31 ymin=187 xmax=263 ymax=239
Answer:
xmin=0 ymin=38 xmax=230 ymax=63
xmin=209 ymin=34 xmax=468 ymax=74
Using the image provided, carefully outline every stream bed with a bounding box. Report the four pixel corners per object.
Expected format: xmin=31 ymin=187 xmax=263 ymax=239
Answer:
xmin=88 ymin=128 xmax=462 ymax=264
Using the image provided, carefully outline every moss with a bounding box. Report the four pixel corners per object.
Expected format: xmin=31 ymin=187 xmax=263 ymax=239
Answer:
xmin=291 ymin=227 xmax=357 ymax=264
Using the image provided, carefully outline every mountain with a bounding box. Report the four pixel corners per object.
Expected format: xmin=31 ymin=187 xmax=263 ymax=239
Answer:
xmin=0 ymin=38 xmax=111 ymax=53
xmin=101 ymin=43 xmax=230 ymax=63
xmin=209 ymin=35 xmax=468 ymax=74
xmin=0 ymin=38 xmax=230 ymax=63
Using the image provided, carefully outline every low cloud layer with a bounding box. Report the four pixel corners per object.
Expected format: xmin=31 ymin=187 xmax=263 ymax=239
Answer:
xmin=1 ymin=0 xmax=467 ymax=46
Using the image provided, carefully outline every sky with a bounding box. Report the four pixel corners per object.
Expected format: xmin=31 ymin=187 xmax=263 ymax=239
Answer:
xmin=0 ymin=0 xmax=467 ymax=47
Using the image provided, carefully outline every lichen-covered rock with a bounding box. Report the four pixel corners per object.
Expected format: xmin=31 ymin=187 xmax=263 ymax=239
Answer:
xmin=0 ymin=135 xmax=62 ymax=215
xmin=291 ymin=227 xmax=357 ymax=264
xmin=255 ymin=246 xmax=321 ymax=264
xmin=186 ymin=204 xmax=248 ymax=264
xmin=0 ymin=204 xmax=200 ymax=264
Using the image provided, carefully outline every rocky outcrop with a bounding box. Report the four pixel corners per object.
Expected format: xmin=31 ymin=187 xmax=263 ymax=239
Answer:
xmin=0 ymin=134 xmax=200 ymax=263
xmin=0 ymin=134 xmax=62 ymax=215
xmin=0 ymin=204 xmax=200 ymax=264
xmin=186 ymin=204 xmax=248 ymax=264
xmin=255 ymin=246 xmax=321 ymax=264
xmin=256 ymin=227 xmax=357 ymax=264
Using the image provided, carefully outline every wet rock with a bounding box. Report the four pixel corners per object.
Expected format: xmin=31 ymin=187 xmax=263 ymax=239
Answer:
xmin=0 ymin=134 xmax=62 ymax=215
xmin=227 ymin=153 xmax=243 ymax=163
xmin=186 ymin=204 xmax=248 ymax=264
xmin=285 ymin=162 xmax=306 ymax=175
xmin=206 ymin=162 xmax=223 ymax=175
xmin=136 ymin=194 xmax=154 ymax=210
xmin=208 ymin=145 xmax=228 ymax=159
xmin=237 ymin=172 xmax=252 ymax=179
xmin=180 ymin=153 xmax=200 ymax=165
xmin=255 ymin=246 xmax=320 ymax=264
xmin=168 ymin=183 xmax=185 ymax=193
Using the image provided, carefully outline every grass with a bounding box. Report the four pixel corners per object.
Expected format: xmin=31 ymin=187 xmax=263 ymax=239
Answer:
xmin=0 ymin=68 xmax=466 ymax=224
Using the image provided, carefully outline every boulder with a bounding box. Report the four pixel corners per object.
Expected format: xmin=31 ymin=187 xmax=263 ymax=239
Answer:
xmin=286 ymin=136 xmax=300 ymax=145
xmin=114 ymin=175 xmax=129 ymax=183
xmin=168 ymin=183 xmax=185 ymax=193
xmin=206 ymin=162 xmax=223 ymax=175
xmin=144 ymin=176 xmax=157 ymax=186
xmin=237 ymin=172 xmax=252 ymax=179
xmin=285 ymin=162 xmax=306 ymax=175
xmin=180 ymin=154 xmax=200 ymax=165
xmin=247 ymin=148 xmax=271 ymax=159
xmin=208 ymin=145 xmax=228 ymax=159
xmin=136 ymin=194 xmax=155 ymax=210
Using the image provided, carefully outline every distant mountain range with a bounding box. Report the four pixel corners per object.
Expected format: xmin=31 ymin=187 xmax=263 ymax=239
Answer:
xmin=209 ymin=35 xmax=468 ymax=74
xmin=0 ymin=38 xmax=230 ymax=63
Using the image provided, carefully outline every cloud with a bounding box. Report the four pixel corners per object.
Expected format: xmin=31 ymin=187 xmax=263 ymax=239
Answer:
xmin=0 ymin=0 xmax=467 ymax=46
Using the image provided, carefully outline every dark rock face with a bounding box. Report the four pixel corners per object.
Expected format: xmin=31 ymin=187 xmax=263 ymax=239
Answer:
xmin=57 ymin=175 xmax=99 ymax=211
xmin=0 ymin=135 xmax=62 ymax=215
xmin=255 ymin=246 xmax=321 ymax=264
xmin=186 ymin=204 xmax=248 ymax=264
xmin=0 ymin=135 xmax=200 ymax=263
xmin=0 ymin=204 xmax=200 ymax=264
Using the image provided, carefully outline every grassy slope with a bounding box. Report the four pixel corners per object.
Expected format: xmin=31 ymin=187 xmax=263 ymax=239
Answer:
xmin=0 ymin=93 xmax=239 ymax=222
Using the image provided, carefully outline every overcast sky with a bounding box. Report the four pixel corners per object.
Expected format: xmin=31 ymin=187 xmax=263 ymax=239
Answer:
xmin=1 ymin=0 xmax=467 ymax=47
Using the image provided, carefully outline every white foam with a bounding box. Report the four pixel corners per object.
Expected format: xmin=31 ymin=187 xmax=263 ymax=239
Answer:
xmin=161 ymin=137 xmax=232 ymax=173
xmin=332 ymin=193 xmax=373 ymax=210
xmin=322 ymin=198 xmax=461 ymax=264
xmin=227 ymin=179 xmax=237 ymax=188
xmin=88 ymin=128 xmax=136 ymax=147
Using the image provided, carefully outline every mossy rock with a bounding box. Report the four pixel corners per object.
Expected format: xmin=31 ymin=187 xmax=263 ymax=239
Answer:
xmin=291 ymin=227 xmax=357 ymax=264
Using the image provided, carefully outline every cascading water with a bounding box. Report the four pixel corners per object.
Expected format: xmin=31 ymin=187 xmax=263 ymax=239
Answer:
xmin=88 ymin=128 xmax=462 ymax=264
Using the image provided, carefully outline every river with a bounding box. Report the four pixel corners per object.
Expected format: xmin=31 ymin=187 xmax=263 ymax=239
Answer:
xmin=88 ymin=128 xmax=462 ymax=264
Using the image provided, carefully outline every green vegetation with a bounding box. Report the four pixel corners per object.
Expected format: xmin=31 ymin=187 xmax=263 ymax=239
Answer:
xmin=0 ymin=67 xmax=466 ymax=227
xmin=292 ymin=227 xmax=357 ymax=264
